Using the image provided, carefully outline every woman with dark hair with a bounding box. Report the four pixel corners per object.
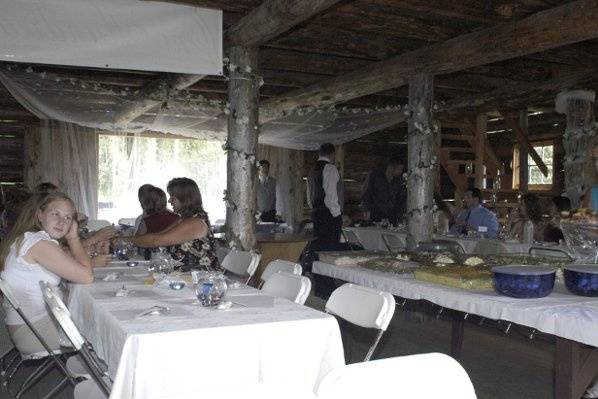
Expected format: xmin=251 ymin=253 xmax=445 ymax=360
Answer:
xmin=518 ymin=193 xmax=548 ymax=242
xmin=120 ymin=178 xmax=220 ymax=271
xmin=433 ymin=192 xmax=455 ymax=233
xmin=543 ymin=196 xmax=570 ymax=243
xmin=136 ymin=186 xmax=179 ymax=235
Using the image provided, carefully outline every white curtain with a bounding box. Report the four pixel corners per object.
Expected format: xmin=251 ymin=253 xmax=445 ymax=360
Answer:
xmin=39 ymin=120 xmax=99 ymax=219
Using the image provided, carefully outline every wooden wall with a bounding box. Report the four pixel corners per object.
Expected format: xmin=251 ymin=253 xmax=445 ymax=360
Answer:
xmin=0 ymin=127 xmax=25 ymax=184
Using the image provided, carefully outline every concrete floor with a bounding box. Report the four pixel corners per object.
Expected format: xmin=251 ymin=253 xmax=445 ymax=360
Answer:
xmin=1 ymin=295 xmax=556 ymax=399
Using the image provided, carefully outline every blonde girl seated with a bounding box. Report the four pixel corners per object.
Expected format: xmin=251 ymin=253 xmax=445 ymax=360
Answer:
xmin=0 ymin=192 xmax=94 ymax=355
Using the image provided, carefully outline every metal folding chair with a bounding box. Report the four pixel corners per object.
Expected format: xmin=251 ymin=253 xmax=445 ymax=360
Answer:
xmin=325 ymin=283 xmax=396 ymax=361
xmin=341 ymin=229 xmax=363 ymax=251
xmin=40 ymin=282 xmax=111 ymax=397
xmin=259 ymin=260 xmax=302 ymax=289
xmin=381 ymin=233 xmax=405 ymax=255
xmin=221 ymin=250 xmax=262 ymax=284
xmin=0 ymin=278 xmax=77 ymax=398
xmin=262 ymin=272 xmax=311 ymax=305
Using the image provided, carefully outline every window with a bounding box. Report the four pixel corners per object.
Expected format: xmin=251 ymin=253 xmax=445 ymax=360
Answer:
xmin=512 ymin=142 xmax=554 ymax=190
xmin=98 ymin=134 xmax=227 ymax=224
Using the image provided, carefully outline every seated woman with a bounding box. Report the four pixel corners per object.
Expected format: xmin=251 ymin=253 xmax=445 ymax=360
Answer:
xmin=136 ymin=186 xmax=180 ymax=235
xmin=120 ymin=178 xmax=220 ymax=271
xmin=34 ymin=181 xmax=116 ymax=262
xmin=434 ymin=192 xmax=455 ymax=233
xmin=514 ymin=193 xmax=547 ymax=242
xmin=133 ymin=184 xmax=155 ymax=234
xmin=0 ymin=192 xmax=94 ymax=355
xmin=543 ymin=196 xmax=571 ymax=243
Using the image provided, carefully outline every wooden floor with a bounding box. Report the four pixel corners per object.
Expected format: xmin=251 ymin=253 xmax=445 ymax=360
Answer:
xmin=1 ymin=295 xmax=555 ymax=399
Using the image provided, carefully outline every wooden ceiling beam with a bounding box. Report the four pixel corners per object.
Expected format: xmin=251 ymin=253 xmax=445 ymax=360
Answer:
xmin=261 ymin=0 xmax=598 ymax=120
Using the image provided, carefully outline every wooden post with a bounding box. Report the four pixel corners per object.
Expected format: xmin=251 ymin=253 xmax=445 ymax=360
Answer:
xmin=518 ymin=110 xmax=529 ymax=193
xmin=225 ymin=46 xmax=260 ymax=250
xmin=474 ymin=114 xmax=487 ymax=189
xmin=556 ymin=90 xmax=596 ymax=208
xmin=406 ymin=74 xmax=436 ymax=250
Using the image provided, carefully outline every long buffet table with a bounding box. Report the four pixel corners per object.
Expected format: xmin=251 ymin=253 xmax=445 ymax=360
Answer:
xmin=69 ymin=263 xmax=344 ymax=399
xmin=313 ymin=260 xmax=598 ymax=399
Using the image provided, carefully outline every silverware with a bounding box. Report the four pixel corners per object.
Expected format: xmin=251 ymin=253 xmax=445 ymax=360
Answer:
xmin=136 ymin=305 xmax=170 ymax=317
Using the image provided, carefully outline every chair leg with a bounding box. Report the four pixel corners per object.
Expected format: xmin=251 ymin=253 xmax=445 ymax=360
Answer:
xmin=364 ymin=329 xmax=385 ymax=362
xmin=15 ymin=358 xmax=54 ymax=399
xmin=42 ymin=376 xmax=69 ymax=399
xmin=1 ymin=348 xmax=19 ymax=377
xmin=4 ymin=357 xmax=24 ymax=393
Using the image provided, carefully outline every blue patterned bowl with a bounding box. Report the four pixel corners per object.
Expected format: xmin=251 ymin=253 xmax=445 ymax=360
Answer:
xmin=564 ymin=265 xmax=598 ymax=297
xmin=492 ymin=265 xmax=555 ymax=298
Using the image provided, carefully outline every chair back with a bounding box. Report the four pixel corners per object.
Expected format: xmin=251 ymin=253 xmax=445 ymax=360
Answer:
xmin=341 ymin=229 xmax=363 ymax=250
xmin=221 ymin=250 xmax=261 ymax=278
xmin=86 ymin=220 xmax=111 ymax=232
xmin=381 ymin=233 xmax=405 ymax=254
xmin=316 ymin=353 xmax=476 ymax=398
xmin=40 ymin=282 xmax=85 ymax=350
xmin=472 ymin=239 xmax=508 ymax=255
xmin=262 ymin=272 xmax=311 ymax=305
xmin=260 ymin=260 xmax=302 ymax=283
xmin=117 ymin=218 xmax=137 ymax=227
xmin=529 ymin=246 xmax=572 ymax=259
xmin=326 ymin=283 xmax=395 ymax=331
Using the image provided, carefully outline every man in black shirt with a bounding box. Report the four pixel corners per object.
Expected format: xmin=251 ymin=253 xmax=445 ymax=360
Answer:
xmin=362 ymin=157 xmax=406 ymax=225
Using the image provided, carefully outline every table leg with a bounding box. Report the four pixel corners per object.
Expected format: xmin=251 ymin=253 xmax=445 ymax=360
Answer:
xmin=554 ymin=337 xmax=598 ymax=399
xmin=451 ymin=318 xmax=464 ymax=359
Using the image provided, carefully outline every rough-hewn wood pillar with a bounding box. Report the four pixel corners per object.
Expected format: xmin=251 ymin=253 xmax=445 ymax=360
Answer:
xmin=474 ymin=114 xmax=487 ymax=189
xmin=406 ymin=74 xmax=436 ymax=250
xmin=518 ymin=110 xmax=529 ymax=193
xmin=225 ymin=46 xmax=260 ymax=250
xmin=556 ymin=90 xmax=596 ymax=208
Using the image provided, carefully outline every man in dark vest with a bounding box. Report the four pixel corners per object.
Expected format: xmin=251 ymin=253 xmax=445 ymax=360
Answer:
xmin=307 ymin=143 xmax=343 ymax=250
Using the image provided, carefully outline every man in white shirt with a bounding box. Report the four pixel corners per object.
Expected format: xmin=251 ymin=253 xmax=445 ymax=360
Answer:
xmin=307 ymin=143 xmax=343 ymax=250
xmin=257 ymin=160 xmax=277 ymax=222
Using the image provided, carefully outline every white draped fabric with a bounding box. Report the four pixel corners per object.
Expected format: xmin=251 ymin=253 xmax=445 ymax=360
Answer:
xmin=39 ymin=120 xmax=99 ymax=219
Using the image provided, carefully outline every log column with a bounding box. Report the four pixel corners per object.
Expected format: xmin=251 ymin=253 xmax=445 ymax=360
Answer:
xmin=406 ymin=74 xmax=437 ymax=250
xmin=225 ymin=47 xmax=260 ymax=250
xmin=474 ymin=114 xmax=487 ymax=189
xmin=556 ymin=90 xmax=596 ymax=208
xmin=518 ymin=110 xmax=529 ymax=193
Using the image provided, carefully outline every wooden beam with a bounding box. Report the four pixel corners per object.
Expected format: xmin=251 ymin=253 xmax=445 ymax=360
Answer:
xmin=461 ymin=119 xmax=504 ymax=175
xmin=225 ymin=46 xmax=259 ymax=251
xmin=226 ymin=0 xmax=342 ymax=47
xmin=500 ymin=110 xmax=549 ymax=177
xmin=474 ymin=114 xmax=487 ymax=188
xmin=519 ymin=111 xmax=530 ymax=193
xmin=261 ymin=0 xmax=598 ymax=120
xmin=406 ymin=74 xmax=435 ymax=250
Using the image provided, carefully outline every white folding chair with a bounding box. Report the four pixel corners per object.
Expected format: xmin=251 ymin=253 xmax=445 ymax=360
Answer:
xmin=341 ymin=229 xmax=363 ymax=251
xmin=86 ymin=220 xmax=111 ymax=232
xmin=325 ymin=283 xmax=395 ymax=361
xmin=381 ymin=232 xmax=405 ymax=255
xmin=40 ymin=282 xmax=111 ymax=398
xmin=0 ymin=278 xmax=77 ymax=398
xmin=220 ymin=250 xmax=261 ymax=284
xmin=259 ymin=259 xmax=302 ymax=288
xmin=472 ymin=239 xmax=507 ymax=255
xmin=262 ymin=272 xmax=311 ymax=305
xmin=117 ymin=218 xmax=137 ymax=227
xmin=529 ymin=246 xmax=572 ymax=259
xmin=316 ymin=353 xmax=477 ymax=399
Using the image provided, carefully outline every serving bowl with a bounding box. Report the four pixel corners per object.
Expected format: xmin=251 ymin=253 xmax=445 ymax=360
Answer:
xmin=126 ymin=261 xmax=139 ymax=267
xmin=563 ymin=264 xmax=598 ymax=297
xmin=491 ymin=265 xmax=556 ymax=298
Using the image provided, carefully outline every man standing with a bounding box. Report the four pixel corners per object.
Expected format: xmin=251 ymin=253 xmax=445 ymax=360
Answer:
xmin=362 ymin=157 xmax=406 ymax=224
xmin=451 ymin=188 xmax=499 ymax=238
xmin=308 ymin=143 xmax=343 ymax=250
xmin=257 ymin=159 xmax=277 ymax=222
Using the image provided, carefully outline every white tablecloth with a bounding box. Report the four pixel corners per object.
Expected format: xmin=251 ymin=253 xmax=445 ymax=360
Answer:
xmin=69 ymin=267 xmax=344 ymax=399
xmin=344 ymin=227 xmax=531 ymax=255
xmin=313 ymin=261 xmax=598 ymax=348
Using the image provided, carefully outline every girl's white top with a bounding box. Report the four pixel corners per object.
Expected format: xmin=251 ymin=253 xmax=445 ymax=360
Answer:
xmin=1 ymin=231 xmax=63 ymax=325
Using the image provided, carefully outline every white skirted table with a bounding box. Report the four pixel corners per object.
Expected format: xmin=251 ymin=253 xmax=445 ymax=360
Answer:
xmin=344 ymin=226 xmax=532 ymax=254
xmin=312 ymin=261 xmax=598 ymax=399
xmin=69 ymin=266 xmax=344 ymax=399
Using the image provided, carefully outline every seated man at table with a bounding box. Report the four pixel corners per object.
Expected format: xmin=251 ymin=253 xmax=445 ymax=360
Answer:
xmin=362 ymin=157 xmax=406 ymax=225
xmin=450 ymin=188 xmax=499 ymax=238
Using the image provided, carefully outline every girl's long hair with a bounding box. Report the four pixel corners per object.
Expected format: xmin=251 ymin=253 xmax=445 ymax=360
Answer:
xmin=0 ymin=192 xmax=75 ymax=271
xmin=166 ymin=178 xmax=207 ymax=219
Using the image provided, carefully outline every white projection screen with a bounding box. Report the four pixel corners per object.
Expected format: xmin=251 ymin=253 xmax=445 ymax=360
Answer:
xmin=0 ymin=0 xmax=222 ymax=75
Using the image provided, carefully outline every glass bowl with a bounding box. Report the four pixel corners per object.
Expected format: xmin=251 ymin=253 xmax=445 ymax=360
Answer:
xmin=564 ymin=265 xmax=598 ymax=297
xmin=195 ymin=272 xmax=228 ymax=306
xmin=491 ymin=265 xmax=555 ymax=298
